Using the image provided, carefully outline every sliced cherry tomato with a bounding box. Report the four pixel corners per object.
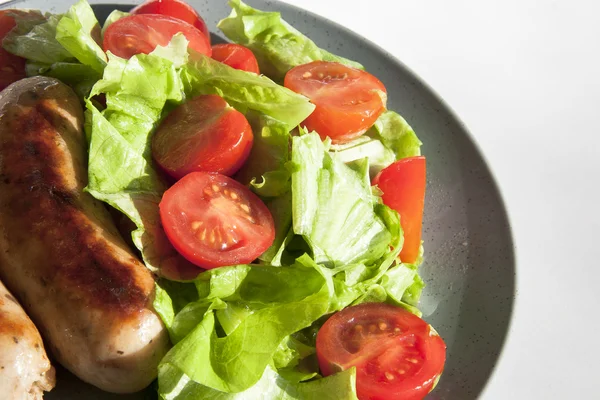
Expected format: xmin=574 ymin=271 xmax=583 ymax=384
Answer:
xmin=159 ymin=171 xmax=275 ymax=269
xmin=0 ymin=10 xmax=26 ymax=91
xmin=152 ymin=94 xmax=253 ymax=179
xmin=316 ymin=303 xmax=446 ymax=400
xmin=284 ymin=61 xmax=387 ymax=144
xmin=103 ymin=14 xmax=211 ymax=59
xmin=372 ymin=156 xmax=426 ymax=264
xmin=211 ymin=43 xmax=260 ymax=74
xmin=130 ymin=0 xmax=210 ymax=42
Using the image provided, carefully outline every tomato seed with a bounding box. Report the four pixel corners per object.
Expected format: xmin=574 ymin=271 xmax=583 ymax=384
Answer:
xmin=398 ymin=369 xmax=406 ymax=375
xmin=369 ymin=324 xmax=377 ymax=333
xmin=302 ymin=71 xmax=312 ymax=78
xmin=354 ymin=325 xmax=363 ymax=332
xmin=408 ymin=358 xmax=418 ymax=364
xmin=379 ymin=322 xmax=387 ymax=330
xmin=192 ymin=221 xmax=203 ymax=230
xmin=240 ymin=204 xmax=250 ymax=213
xmin=385 ymin=372 xmax=394 ymax=381
xmin=230 ymin=191 xmax=238 ymax=200
xmin=212 ymin=184 xmax=220 ymax=192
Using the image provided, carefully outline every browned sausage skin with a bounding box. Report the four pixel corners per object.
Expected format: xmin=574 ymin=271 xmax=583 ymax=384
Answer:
xmin=0 ymin=77 xmax=170 ymax=393
xmin=0 ymin=279 xmax=55 ymax=399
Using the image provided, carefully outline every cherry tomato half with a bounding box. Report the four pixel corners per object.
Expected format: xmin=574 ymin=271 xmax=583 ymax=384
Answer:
xmin=372 ymin=156 xmax=426 ymax=264
xmin=284 ymin=61 xmax=387 ymax=144
xmin=130 ymin=0 xmax=210 ymax=42
xmin=211 ymin=43 xmax=260 ymax=74
xmin=152 ymin=94 xmax=253 ymax=179
xmin=159 ymin=172 xmax=275 ymax=269
xmin=316 ymin=303 xmax=446 ymax=400
xmin=103 ymin=14 xmax=211 ymax=59
xmin=0 ymin=10 xmax=26 ymax=91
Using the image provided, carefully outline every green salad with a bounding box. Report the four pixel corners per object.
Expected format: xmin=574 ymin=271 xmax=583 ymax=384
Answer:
xmin=1 ymin=0 xmax=445 ymax=398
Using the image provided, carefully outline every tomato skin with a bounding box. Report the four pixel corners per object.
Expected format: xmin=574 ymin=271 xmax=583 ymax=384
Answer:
xmin=372 ymin=156 xmax=426 ymax=264
xmin=103 ymin=14 xmax=211 ymax=59
xmin=152 ymin=95 xmax=253 ymax=179
xmin=284 ymin=61 xmax=387 ymax=144
xmin=0 ymin=10 xmax=26 ymax=91
xmin=316 ymin=303 xmax=446 ymax=400
xmin=130 ymin=0 xmax=210 ymax=42
xmin=159 ymin=172 xmax=275 ymax=269
xmin=211 ymin=43 xmax=260 ymax=74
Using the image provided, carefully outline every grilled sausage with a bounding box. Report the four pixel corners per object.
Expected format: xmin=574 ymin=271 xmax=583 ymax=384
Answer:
xmin=0 ymin=77 xmax=170 ymax=393
xmin=0 ymin=279 xmax=55 ymax=399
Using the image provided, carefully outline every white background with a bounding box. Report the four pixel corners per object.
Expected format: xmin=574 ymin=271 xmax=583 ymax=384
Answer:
xmin=281 ymin=0 xmax=600 ymax=398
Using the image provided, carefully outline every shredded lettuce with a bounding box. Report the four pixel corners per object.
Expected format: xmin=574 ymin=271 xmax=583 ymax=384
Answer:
xmin=218 ymin=0 xmax=363 ymax=82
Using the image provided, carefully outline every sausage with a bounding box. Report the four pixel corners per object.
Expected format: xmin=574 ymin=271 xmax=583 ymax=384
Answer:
xmin=0 ymin=279 xmax=55 ymax=399
xmin=0 ymin=77 xmax=170 ymax=393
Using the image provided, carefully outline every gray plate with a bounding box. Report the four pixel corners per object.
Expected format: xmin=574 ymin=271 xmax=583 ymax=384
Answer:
xmin=1 ymin=0 xmax=516 ymax=399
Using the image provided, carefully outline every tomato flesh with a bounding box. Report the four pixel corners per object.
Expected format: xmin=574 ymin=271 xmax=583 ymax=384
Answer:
xmin=316 ymin=303 xmax=446 ymax=400
xmin=284 ymin=61 xmax=387 ymax=144
xmin=0 ymin=10 xmax=26 ymax=91
xmin=372 ymin=156 xmax=426 ymax=264
xmin=211 ymin=43 xmax=260 ymax=74
xmin=131 ymin=0 xmax=210 ymax=42
xmin=159 ymin=172 xmax=275 ymax=269
xmin=152 ymin=94 xmax=253 ymax=179
xmin=103 ymin=14 xmax=211 ymax=59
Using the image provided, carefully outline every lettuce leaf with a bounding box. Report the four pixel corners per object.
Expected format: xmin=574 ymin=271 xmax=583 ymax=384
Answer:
xmin=218 ymin=0 xmax=363 ymax=82
xmin=330 ymin=135 xmax=396 ymax=178
xmin=101 ymin=10 xmax=129 ymax=36
xmin=157 ymin=257 xmax=332 ymax=393
xmin=159 ymin=364 xmax=358 ymax=400
xmin=26 ymin=61 xmax=99 ymax=99
xmin=291 ymin=131 xmax=392 ymax=267
xmin=55 ymin=0 xmax=107 ymax=74
xmin=2 ymin=0 xmax=106 ymax=97
xmin=368 ymin=110 xmax=422 ymax=160
xmin=2 ymin=11 xmax=73 ymax=64
xmin=181 ymin=52 xmax=315 ymax=130
xmin=234 ymin=111 xmax=290 ymax=191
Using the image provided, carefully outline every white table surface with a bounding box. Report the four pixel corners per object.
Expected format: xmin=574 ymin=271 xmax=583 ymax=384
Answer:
xmin=282 ymin=0 xmax=600 ymax=398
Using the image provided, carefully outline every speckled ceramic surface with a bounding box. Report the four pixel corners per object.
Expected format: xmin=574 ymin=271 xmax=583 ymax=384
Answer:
xmin=1 ymin=0 xmax=516 ymax=398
